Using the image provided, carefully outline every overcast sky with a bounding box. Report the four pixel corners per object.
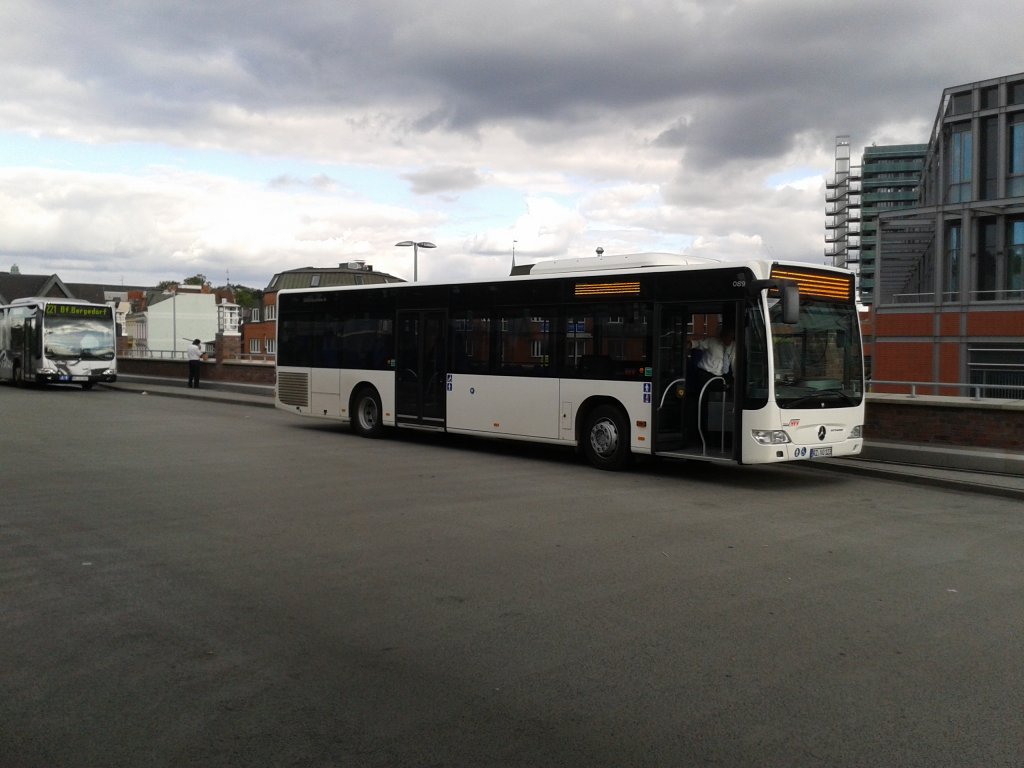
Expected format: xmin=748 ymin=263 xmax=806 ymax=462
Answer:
xmin=1 ymin=0 xmax=1022 ymax=289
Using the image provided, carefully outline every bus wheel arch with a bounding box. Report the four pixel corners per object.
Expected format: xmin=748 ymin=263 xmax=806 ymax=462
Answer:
xmin=350 ymin=384 xmax=385 ymax=438
xmin=578 ymin=398 xmax=632 ymax=471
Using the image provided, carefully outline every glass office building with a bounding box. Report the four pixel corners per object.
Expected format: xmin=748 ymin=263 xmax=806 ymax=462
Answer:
xmin=870 ymin=72 xmax=1024 ymax=396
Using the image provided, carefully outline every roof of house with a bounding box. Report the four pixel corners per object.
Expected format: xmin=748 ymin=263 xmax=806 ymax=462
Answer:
xmin=264 ymin=264 xmax=403 ymax=291
xmin=65 ymin=283 xmax=151 ymax=304
xmin=0 ymin=272 xmax=74 ymax=304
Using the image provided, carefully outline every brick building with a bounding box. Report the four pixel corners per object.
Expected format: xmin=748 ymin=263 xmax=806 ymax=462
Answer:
xmin=870 ymin=72 xmax=1024 ymax=396
xmin=242 ymin=262 xmax=402 ymax=360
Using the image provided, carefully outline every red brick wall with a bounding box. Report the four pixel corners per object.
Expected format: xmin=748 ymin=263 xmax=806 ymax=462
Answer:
xmin=875 ymin=313 xmax=932 ymax=336
xmin=872 ymin=341 xmax=934 ymax=392
xmin=937 ymin=343 xmax=961 ymax=396
xmin=866 ymin=399 xmax=1024 ymax=450
xmin=872 ymin=305 xmax=1024 ymax=394
xmin=117 ymin=358 xmax=275 ymax=385
xmin=967 ymin=310 xmax=1024 ymax=336
xmin=938 ymin=313 xmax=960 ymax=336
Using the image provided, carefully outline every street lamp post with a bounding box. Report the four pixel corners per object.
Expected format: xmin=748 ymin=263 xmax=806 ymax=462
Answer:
xmin=394 ymin=240 xmax=436 ymax=282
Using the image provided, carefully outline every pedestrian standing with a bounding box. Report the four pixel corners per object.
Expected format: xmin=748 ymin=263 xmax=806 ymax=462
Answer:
xmin=187 ymin=339 xmax=206 ymax=388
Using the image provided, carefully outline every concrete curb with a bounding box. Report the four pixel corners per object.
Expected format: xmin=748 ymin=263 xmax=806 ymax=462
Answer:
xmin=100 ymin=381 xmax=275 ymax=408
xmin=806 ymin=458 xmax=1024 ymax=501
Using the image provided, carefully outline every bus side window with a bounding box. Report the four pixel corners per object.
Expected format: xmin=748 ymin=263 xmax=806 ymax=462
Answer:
xmin=498 ymin=312 xmax=551 ymax=376
xmin=450 ymin=313 xmax=490 ymax=374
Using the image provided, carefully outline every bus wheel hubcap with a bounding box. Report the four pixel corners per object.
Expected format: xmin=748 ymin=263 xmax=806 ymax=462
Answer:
xmin=591 ymin=419 xmax=618 ymax=456
xmin=361 ymin=402 xmax=376 ymax=427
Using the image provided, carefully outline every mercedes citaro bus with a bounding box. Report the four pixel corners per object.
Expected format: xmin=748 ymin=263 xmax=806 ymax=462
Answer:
xmin=275 ymin=253 xmax=864 ymax=470
xmin=1 ymin=298 xmax=117 ymax=390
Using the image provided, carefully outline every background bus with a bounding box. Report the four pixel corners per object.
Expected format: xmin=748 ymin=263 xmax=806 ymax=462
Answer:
xmin=0 ymin=297 xmax=118 ymax=390
xmin=275 ymin=253 xmax=864 ymax=469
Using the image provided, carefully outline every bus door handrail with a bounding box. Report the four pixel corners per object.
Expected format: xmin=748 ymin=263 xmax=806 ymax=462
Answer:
xmin=698 ymin=376 xmax=728 ymax=455
xmin=658 ymin=378 xmax=687 ymax=410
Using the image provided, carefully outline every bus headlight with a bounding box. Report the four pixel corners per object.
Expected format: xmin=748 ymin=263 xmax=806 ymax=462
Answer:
xmin=751 ymin=429 xmax=792 ymax=445
xmin=849 ymin=425 xmax=863 ymax=439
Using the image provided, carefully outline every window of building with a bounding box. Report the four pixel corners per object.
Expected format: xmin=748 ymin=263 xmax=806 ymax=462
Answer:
xmin=981 ymin=86 xmax=1000 ymax=110
xmin=310 ymin=275 xmax=321 ymax=287
xmin=249 ymin=338 xmax=262 ymax=354
xmin=976 ymin=218 xmax=998 ymax=300
xmin=1008 ymin=218 xmax=1024 ymax=297
xmin=1009 ymin=117 xmax=1024 ymax=197
xmin=250 ymin=307 xmax=260 ymax=322
xmin=944 ymin=222 xmax=961 ymax=301
xmin=265 ymin=304 xmax=277 ymax=321
xmin=1009 ymin=81 xmax=1024 ymax=105
xmin=946 ymin=125 xmax=973 ymax=203
xmin=981 ymin=117 xmax=999 ymax=200
xmin=947 ymin=91 xmax=972 ymax=116
xmin=968 ymin=345 xmax=1024 ymax=399
xmin=266 ymin=339 xmax=276 ymax=355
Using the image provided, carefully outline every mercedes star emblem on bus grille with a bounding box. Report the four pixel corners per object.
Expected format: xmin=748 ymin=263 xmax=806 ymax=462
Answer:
xmin=818 ymin=426 xmax=827 ymax=441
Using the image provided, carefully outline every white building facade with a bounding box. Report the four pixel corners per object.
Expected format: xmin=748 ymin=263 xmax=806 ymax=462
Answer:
xmin=143 ymin=289 xmax=221 ymax=355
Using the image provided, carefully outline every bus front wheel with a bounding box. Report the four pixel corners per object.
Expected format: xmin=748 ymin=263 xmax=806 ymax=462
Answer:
xmin=351 ymin=386 xmax=384 ymax=438
xmin=582 ymin=404 xmax=631 ymax=471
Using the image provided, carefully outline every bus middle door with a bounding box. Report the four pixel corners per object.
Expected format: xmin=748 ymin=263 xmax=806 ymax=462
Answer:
xmin=652 ymin=303 xmax=689 ymax=453
xmin=395 ymin=310 xmax=447 ymax=428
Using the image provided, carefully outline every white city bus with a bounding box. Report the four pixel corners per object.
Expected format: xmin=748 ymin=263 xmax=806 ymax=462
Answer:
xmin=275 ymin=253 xmax=864 ymax=469
xmin=0 ymin=297 xmax=118 ymax=390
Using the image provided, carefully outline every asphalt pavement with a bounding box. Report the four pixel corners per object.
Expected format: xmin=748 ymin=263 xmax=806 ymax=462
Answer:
xmin=103 ymin=374 xmax=1024 ymax=501
xmin=7 ymin=381 xmax=1024 ymax=766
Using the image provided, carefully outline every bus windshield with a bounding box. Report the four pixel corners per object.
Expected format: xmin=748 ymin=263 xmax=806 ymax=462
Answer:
xmin=44 ymin=316 xmax=116 ymax=361
xmin=770 ymin=298 xmax=863 ymax=409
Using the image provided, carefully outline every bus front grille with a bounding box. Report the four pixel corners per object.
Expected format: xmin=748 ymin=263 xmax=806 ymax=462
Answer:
xmin=276 ymin=371 xmax=309 ymax=407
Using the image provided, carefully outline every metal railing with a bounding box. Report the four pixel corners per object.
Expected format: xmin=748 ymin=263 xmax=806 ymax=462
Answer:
xmin=890 ymin=289 xmax=1024 ymax=304
xmin=120 ymin=349 xmax=193 ymax=360
xmin=868 ymin=379 xmax=1024 ymax=400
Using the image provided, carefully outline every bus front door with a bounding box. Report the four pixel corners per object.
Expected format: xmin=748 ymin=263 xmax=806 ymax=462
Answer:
xmin=395 ymin=310 xmax=447 ymax=428
xmin=654 ymin=303 xmax=739 ymax=460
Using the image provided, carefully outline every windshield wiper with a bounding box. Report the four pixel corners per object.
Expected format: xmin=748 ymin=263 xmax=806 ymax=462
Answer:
xmin=781 ymin=389 xmax=856 ymax=408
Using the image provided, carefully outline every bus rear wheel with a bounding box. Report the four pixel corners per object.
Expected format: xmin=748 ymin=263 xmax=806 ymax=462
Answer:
xmin=351 ymin=386 xmax=384 ymax=438
xmin=582 ymin=404 xmax=631 ymax=471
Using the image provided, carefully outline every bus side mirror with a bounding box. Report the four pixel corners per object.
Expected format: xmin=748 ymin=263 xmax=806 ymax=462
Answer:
xmin=749 ymin=278 xmax=799 ymax=323
xmin=781 ymin=283 xmax=799 ymax=324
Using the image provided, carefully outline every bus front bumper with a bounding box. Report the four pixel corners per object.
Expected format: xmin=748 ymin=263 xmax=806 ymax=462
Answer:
xmin=35 ymin=368 xmax=118 ymax=385
xmin=745 ymin=430 xmax=863 ymax=464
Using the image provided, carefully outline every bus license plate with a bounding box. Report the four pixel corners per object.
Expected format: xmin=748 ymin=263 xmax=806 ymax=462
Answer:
xmin=810 ymin=447 xmax=832 ymax=458
xmin=72 ymin=376 xmax=88 ymax=382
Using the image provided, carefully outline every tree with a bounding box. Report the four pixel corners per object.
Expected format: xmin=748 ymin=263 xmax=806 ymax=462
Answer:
xmin=183 ymin=274 xmax=209 ymax=287
xmin=229 ymin=285 xmax=264 ymax=309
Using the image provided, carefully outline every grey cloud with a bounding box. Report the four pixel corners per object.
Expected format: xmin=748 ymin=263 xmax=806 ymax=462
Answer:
xmin=5 ymin=0 xmax=1018 ymax=159
xmin=403 ymin=166 xmax=483 ymax=195
xmin=3 ymin=0 xmax=1024 ymax=284
xmin=268 ymin=174 xmax=337 ymax=191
